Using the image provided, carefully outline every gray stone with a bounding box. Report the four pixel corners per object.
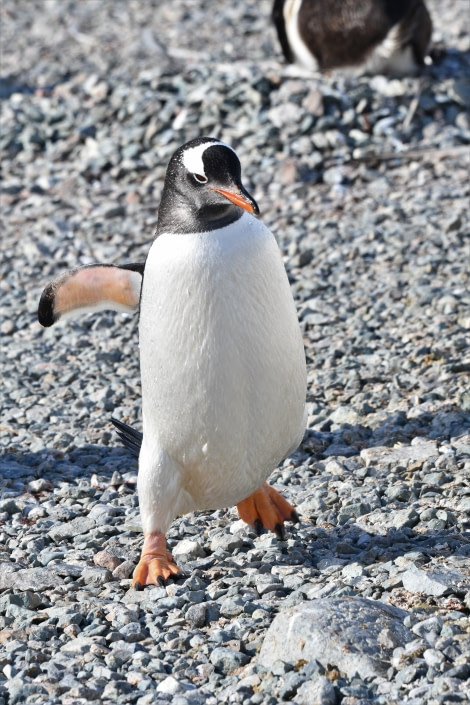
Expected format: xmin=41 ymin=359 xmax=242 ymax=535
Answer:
xmin=360 ymin=440 xmax=438 ymax=468
xmin=6 ymin=679 xmax=47 ymax=705
xmin=295 ymin=676 xmax=337 ymax=705
xmin=48 ymin=516 xmax=96 ymax=540
xmin=156 ymin=675 xmax=184 ymax=694
xmin=402 ymin=568 xmax=470 ymax=597
xmin=0 ymin=590 xmax=44 ymax=610
xmin=338 ymin=502 xmax=371 ymax=524
xmin=61 ymin=635 xmax=107 ymax=654
xmin=423 ymin=648 xmax=446 ymax=667
xmin=2 ymin=2 xmax=469 ymax=703
xmin=219 ymin=596 xmax=245 ymax=617
xmin=329 ymin=406 xmax=359 ymax=425
xmin=185 ymin=603 xmax=207 ymax=628
xmin=411 ymin=616 xmax=444 ymax=645
xmin=0 ymin=567 xmax=64 ymax=591
xmin=255 ymin=574 xmax=283 ymax=596
xmin=82 ymin=565 xmax=113 ymax=585
xmin=172 ymin=539 xmax=205 ymax=562
xmin=210 ymin=647 xmax=250 ymax=674
xmin=278 ymin=671 xmax=306 ymax=699
xmin=119 ymin=622 xmax=145 ymax=642
xmin=392 ymin=508 xmax=420 ymax=529
xmin=0 ymin=498 xmax=21 ymax=514
xmin=258 ymin=598 xmax=414 ymax=678
xmin=113 ymin=560 xmax=135 ymax=579
xmin=210 ymin=533 xmax=244 ymax=553
xmin=0 ymin=461 xmax=40 ymax=480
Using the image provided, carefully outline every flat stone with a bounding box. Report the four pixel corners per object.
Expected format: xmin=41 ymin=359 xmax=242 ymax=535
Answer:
xmin=361 ymin=440 xmax=438 ymax=468
xmin=402 ymin=567 xmax=470 ymax=597
xmin=60 ymin=635 xmax=106 ymax=655
xmin=0 ymin=567 xmax=64 ymax=591
xmin=258 ymin=597 xmax=414 ymax=679
xmin=48 ymin=516 xmax=96 ymax=540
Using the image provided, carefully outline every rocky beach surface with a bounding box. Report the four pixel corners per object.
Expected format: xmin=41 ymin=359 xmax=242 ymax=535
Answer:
xmin=1 ymin=1 xmax=469 ymax=703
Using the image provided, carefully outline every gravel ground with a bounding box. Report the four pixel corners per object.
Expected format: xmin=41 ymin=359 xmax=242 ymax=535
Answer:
xmin=1 ymin=1 xmax=470 ymax=703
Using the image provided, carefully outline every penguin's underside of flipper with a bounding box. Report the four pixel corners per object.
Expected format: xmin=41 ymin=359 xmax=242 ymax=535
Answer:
xmin=37 ymin=262 xmax=144 ymax=327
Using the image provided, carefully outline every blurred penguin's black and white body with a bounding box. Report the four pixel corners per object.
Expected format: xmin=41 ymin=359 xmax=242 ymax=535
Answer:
xmin=272 ymin=0 xmax=432 ymax=75
xmin=38 ymin=138 xmax=307 ymax=588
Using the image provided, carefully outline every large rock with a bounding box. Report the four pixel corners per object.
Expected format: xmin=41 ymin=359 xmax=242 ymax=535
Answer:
xmin=258 ymin=597 xmax=414 ymax=679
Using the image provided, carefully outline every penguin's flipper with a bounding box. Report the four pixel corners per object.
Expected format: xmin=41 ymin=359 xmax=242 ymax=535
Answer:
xmin=111 ymin=417 xmax=142 ymax=458
xmin=38 ymin=263 xmax=144 ymax=327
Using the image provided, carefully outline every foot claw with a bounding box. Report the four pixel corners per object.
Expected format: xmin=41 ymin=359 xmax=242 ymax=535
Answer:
xmin=237 ymin=483 xmax=298 ymax=540
xmin=131 ymin=533 xmax=180 ymax=589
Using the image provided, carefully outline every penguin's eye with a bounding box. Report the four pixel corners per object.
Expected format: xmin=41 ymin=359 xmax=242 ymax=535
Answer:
xmin=193 ymin=173 xmax=208 ymax=184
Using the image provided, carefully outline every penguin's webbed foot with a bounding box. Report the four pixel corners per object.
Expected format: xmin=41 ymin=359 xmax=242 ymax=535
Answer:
xmin=132 ymin=532 xmax=180 ymax=589
xmin=236 ymin=482 xmax=299 ymax=540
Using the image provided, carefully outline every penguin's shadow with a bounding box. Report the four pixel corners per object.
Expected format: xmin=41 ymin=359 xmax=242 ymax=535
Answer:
xmin=429 ymin=46 xmax=470 ymax=78
xmin=2 ymin=401 xmax=467 ymax=480
xmin=1 ymin=404 xmax=469 ymax=580
xmin=302 ymin=403 xmax=470 ymax=458
xmin=295 ymin=402 xmax=470 ymax=573
xmin=298 ymin=521 xmax=470 ymax=584
xmin=0 ymin=444 xmax=132 ymax=485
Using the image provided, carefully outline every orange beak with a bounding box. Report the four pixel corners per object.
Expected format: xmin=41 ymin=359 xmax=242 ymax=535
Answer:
xmin=210 ymin=186 xmax=260 ymax=215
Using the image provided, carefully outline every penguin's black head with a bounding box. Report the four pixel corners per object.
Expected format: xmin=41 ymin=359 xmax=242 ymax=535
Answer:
xmin=157 ymin=137 xmax=259 ymax=235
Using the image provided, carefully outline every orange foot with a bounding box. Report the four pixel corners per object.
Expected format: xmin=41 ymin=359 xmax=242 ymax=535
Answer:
xmin=132 ymin=532 xmax=180 ymax=590
xmin=236 ymin=482 xmax=299 ymax=540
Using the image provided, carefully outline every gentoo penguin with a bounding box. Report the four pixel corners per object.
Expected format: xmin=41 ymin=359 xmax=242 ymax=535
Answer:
xmin=272 ymin=0 xmax=432 ymax=75
xmin=38 ymin=137 xmax=307 ymax=588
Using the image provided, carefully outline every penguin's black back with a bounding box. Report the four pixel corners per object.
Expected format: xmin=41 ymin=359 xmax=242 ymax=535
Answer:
xmin=273 ymin=0 xmax=431 ymax=70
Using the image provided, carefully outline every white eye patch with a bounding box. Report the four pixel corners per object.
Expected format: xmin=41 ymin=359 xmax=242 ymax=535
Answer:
xmin=181 ymin=140 xmax=239 ymax=178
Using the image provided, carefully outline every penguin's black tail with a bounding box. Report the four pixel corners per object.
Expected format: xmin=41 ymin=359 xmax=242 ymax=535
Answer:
xmin=111 ymin=417 xmax=142 ymax=458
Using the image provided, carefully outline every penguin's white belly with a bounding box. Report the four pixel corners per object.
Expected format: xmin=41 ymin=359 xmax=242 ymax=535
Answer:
xmin=139 ymin=213 xmax=306 ymax=513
